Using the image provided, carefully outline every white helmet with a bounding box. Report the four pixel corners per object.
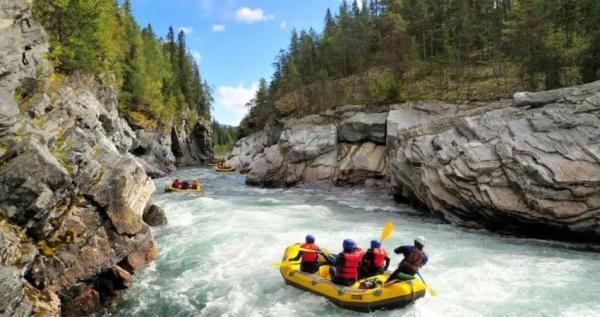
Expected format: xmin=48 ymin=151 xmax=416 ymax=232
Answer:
xmin=415 ymin=236 xmax=426 ymax=246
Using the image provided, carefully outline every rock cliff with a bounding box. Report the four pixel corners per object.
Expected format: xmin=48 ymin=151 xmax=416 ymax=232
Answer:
xmin=0 ymin=0 xmax=209 ymax=315
xmin=228 ymin=83 xmax=600 ymax=242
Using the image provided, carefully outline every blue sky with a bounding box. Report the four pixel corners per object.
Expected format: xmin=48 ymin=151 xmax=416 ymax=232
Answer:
xmin=131 ymin=0 xmax=350 ymax=126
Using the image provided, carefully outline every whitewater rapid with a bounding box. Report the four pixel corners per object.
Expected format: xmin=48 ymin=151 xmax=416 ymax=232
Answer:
xmin=110 ymin=168 xmax=600 ymax=317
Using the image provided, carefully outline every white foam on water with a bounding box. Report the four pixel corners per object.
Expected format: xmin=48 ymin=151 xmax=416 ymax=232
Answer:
xmin=111 ymin=168 xmax=600 ymax=317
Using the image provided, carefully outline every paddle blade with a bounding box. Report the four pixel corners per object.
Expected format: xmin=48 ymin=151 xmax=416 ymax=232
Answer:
xmin=380 ymin=221 xmax=394 ymax=242
xmin=428 ymin=286 xmax=438 ymax=297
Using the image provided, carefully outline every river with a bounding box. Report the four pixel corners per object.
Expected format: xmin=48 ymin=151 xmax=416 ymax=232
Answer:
xmin=110 ymin=168 xmax=600 ymax=317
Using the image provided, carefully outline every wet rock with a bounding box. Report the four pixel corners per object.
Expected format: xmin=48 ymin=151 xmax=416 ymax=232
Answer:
xmin=122 ymin=238 xmax=157 ymax=272
xmin=143 ymin=202 xmax=168 ymax=227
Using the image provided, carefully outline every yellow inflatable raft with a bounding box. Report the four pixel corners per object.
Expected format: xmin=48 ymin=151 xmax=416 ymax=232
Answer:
xmin=214 ymin=167 xmax=234 ymax=172
xmin=279 ymin=244 xmax=426 ymax=312
xmin=164 ymin=186 xmax=202 ymax=193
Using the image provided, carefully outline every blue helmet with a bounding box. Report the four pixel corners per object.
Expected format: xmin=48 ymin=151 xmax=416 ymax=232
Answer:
xmin=305 ymin=234 xmax=315 ymax=243
xmin=343 ymin=239 xmax=355 ymax=252
xmin=371 ymin=239 xmax=381 ymax=248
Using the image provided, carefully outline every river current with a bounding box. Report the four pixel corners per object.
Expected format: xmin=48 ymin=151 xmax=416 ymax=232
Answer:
xmin=111 ymin=168 xmax=600 ymax=317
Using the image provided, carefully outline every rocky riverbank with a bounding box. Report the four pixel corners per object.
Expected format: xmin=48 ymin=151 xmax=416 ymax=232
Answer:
xmin=228 ymin=82 xmax=600 ymax=243
xmin=0 ymin=1 xmax=211 ymax=315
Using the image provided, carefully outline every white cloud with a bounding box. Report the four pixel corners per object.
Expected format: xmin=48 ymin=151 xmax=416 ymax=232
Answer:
xmin=235 ymin=7 xmax=274 ymax=23
xmin=280 ymin=21 xmax=287 ymax=29
xmin=212 ymin=24 xmax=225 ymax=32
xmin=215 ymin=83 xmax=259 ymax=123
xmin=191 ymin=50 xmax=202 ymax=65
xmin=178 ymin=26 xmax=193 ymax=34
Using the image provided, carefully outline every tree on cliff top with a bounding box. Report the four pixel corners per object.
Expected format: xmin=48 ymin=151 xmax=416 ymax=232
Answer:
xmin=239 ymin=0 xmax=600 ymax=138
xmin=32 ymin=0 xmax=212 ymax=126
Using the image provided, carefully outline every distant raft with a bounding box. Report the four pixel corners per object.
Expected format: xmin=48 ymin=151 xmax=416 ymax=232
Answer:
xmin=278 ymin=244 xmax=426 ymax=312
xmin=164 ymin=186 xmax=202 ymax=193
xmin=214 ymin=167 xmax=234 ymax=172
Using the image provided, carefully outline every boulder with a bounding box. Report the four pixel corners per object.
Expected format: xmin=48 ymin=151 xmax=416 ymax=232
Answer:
xmin=88 ymin=156 xmax=155 ymax=235
xmin=143 ymin=202 xmax=168 ymax=227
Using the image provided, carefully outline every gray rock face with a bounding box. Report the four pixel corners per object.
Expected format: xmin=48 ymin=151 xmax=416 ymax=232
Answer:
xmin=0 ymin=1 xmax=213 ymax=315
xmin=232 ymin=81 xmax=600 ymax=242
xmin=0 ymin=83 xmax=161 ymax=316
xmin=171 ymin=119 xmax=213 ymax=167
xmin=387 ymin=83 xmax=600 ymax=241
xmin=280 ymin=123 xmax=337 ymax=163
xmin=132 ymin=128 xmax=176 ymax=178
xmin=236 ymin=110 xmax=389 ymax=187
xmin=339 ymin=112 xmax=387 ymax=144
xmin=131 ymin=119 xmax=212 ymax=178
xmin=226 ymin=119 xmax=282 ymax=173
xmin=0 ymin=0 xmax=48 ymax=136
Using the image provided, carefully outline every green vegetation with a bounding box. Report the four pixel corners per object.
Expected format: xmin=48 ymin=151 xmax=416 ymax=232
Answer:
xmin=32 ymin=0 xmax=212 ymax=127
xmin=212 ymin=121 xmax=238 ymax=155
xmin=240 ymin=0 xmax=600 ymax=137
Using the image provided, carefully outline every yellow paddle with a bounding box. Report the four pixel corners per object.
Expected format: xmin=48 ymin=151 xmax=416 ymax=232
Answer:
xmin=417 ymin=272 xmax=438 ymax=297
xmin=380 ymin=220 xmax=394 ymax=243
xmin=298 ymin=247 xmax=331 ymax=254
xmin=272 ymin=260 xmax=300 ymax=267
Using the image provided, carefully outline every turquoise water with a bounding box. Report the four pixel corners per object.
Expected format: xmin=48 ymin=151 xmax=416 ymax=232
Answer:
xmin=110 ymin=168 xmax=600 ymax=317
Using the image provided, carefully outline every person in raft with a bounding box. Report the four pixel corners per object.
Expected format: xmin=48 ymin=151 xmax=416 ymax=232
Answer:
xmin=190 ymin=180 xmax=201 ymax=190
xmin=359 ymin=239 xmax=390 ymax=278
xmin=290 ymin=234 xmax=322 ymax=274
xmin=386 ymin=236 xmax=428 ymax=283
xmin=171 ymin=179 xmax=182 ymax=189
xmin=329 ymin=239 xmax=365 ymax=286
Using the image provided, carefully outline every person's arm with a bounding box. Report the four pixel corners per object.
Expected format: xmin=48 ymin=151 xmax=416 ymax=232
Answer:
xmin=335 ymin=253 xmax=344 ymax=267
xmin=384 ymin=256 xmax=391 ymax=270
xmin=394 ymin=245 xmax=411 ymax=257
xmin=361 ymin=249 xmax=373 ymax=266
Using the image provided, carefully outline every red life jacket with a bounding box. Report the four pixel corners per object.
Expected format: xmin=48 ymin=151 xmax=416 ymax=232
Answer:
xmin=300 ymin=243 xmax=318 ymax=262
xmin=336 ymin=249 xmax=364 ymax=279
xmin=371 ymin=248 xmax=387 ymax=268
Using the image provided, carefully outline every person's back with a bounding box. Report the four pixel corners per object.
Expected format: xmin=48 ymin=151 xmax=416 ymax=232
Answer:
xmin=331 ymin=239 xmax=364 ymax=286
xmin=361 ymin=239 xmax=390 ymax=277
xmin=386 ymin=236 xmax=428 ymax=283
xmin=290 ymin=234 xmax=321 ymax=274
xmin=181 ymin=181 xmax=190 ymax=190
xmin=398 ymin=245 xmax=426 ymax=275
xmin=172 ymin=179 xmax=181 ymax=189
xmin=191 ymin=180 xmax=200 ymax=190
